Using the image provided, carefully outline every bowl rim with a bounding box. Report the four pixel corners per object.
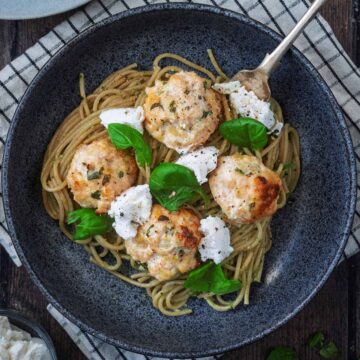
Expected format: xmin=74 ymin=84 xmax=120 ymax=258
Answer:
xmin=2 ymin=3 xmax=357 ymax=358
xmin=0 ymin=308 xmax=58 ymax=359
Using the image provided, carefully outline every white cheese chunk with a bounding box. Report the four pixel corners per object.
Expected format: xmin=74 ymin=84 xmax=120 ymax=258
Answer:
xmin=213 ymin=81 xmax=242 ymax=95
xmin=269 ymin=121 xmax=283 ymax=136
xmin=0 ymin=316 xmax=51 ymax=360
xmin=108 ymin=184 xmax=152 ymax=240
xmin=213 ymin=81 xmax=282 ymax=134
xmin=175 ymin=146 xmax=219 ymax=184
xmin=199 ymin=216 xmax=233 ymax=264
xmin=100 ymin=106 xmax=145 ymax=134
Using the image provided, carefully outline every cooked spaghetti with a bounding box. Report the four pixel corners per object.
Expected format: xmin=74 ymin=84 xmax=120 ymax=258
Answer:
xmin=41 ymin=51 xmax=300 ymax=316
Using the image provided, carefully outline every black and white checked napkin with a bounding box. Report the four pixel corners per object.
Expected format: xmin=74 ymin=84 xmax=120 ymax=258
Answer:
xmin=1 ymin=0 xmax=360 ymax=359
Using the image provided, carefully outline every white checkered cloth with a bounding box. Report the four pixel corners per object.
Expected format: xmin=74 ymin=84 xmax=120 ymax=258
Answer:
xmin=0 ymin=0 xmax=360 ymax=359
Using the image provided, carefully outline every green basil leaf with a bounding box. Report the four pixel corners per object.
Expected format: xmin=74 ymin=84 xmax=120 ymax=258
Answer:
xmin=266 ymin=347 xmax=298 ymax=360
xmin=107 ymin=124 xmax=152 ymax=167
xmin=184 ymin=261 xmax=241 ymax=295
xmin=219 ymin=117 xmax=268 ymax=150
xmin=149 ymin=163 xmax=208 ymax=211
xmin=319 ymin=342 xmax=339 ymax=359
xmin=67 ymin=208 xmax=113 ymax=240
xmin=307 ymin=331 xmax=325 ymax=349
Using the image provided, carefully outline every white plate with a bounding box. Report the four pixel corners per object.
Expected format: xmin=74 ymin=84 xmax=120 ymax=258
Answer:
xmin=0 ymin=0 xmax=91 ymax=20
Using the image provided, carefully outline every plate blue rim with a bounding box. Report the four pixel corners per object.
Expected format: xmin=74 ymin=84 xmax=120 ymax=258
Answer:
xmin=0 ymin=0 xmax=91 ymax=20
xmin=2 ymin=3 xmax=357 ymax=358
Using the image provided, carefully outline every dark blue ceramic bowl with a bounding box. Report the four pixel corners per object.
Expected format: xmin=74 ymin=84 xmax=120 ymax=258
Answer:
xmin=2 ymin=4 xmax=356 ymax=358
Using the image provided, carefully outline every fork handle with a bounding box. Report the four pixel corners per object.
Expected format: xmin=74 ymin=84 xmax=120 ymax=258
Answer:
xmin=258 ymin=0 xmax=328 ymax=76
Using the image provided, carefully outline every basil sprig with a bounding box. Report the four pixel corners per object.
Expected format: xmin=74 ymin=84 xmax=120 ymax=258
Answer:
xmin=149 ymin=163 xmax=208 ymax=211
xmin=307 ymin=332 xmax=325 ymax=349
xmin=184 ymin=261 xmax=242 ymax=295
xmin=107 ymin=124 xmax=152 ymax=167
xmin=220 ymin=117 xmax=268 ymax=150
xmin=67 ymin=208 xmax=113 ymax=240
xmin=319 ymin=342 xmax=339 ymax=359
xmin=266 ymin=347 xmax=298 ymax=360
xmin=307 ymin=332 xmax=339 ymax=359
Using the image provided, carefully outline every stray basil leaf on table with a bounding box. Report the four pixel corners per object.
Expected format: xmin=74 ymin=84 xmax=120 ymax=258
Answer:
xmin=307 ymin=331 xmax=325 ymax=349
xmin=319 ymin=341 xmax=339 ymax=359
xmin=266 ymin=346 xmax=298 ymax=360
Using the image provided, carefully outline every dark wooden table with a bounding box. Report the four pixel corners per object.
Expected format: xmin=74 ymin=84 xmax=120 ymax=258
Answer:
xmin=0 ymin=1 xmax=359 ymax=359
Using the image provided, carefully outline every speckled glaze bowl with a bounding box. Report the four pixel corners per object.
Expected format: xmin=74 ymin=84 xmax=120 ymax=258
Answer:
xmin=2 ymin=4 xmax=356 ymax=358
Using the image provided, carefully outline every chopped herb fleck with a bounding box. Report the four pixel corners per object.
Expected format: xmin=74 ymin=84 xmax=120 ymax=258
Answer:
xmin=169 ymin=101 xmax=176 ymax=113
xmin=235 ymin=167 xmax=245 ymax=175
xmin=184 ymin=89 xmax=190 ymax=95
xmin=283 ymin=162 xmax=296 ymax=171
xmin=150 ymin=102 xmax=163 ymax=110
xmin=202 ymin=110 xmax=213 ymax=119
xmin=102 ymin=174 xmax=111 ymax=185
xmin=158 ymin=215 xmax=170 ymax=221
xmin=146 ymin=224 xmax=154 ymax=237
xmin=249 ymin=202 xmax=256 ymax=210
xmin=87 ymin=170 xmax=101 ymax=180
xmin=118 ymin=170 xmax=124 ymax=178
xmin=91 ymin=190 xmax=101 ymax=200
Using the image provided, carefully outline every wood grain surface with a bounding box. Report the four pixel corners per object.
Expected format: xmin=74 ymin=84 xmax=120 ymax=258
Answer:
xmin=0 ymin=1 xmax=359 ymax=359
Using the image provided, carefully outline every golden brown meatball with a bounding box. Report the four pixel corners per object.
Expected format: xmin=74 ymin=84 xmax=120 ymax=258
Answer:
xmin=67 ymin=138 xmax=138 ymax=213
xmin=125 ymin=204 xmax=202 ymax=281
xmin=209 ymin=154 xmax=282 ymax=224
xmin=143 ymin=71 xmax=222 ymax=153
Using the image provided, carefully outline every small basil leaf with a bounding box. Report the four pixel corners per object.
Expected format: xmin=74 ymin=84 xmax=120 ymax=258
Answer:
xmin=149 ymin=163 xmax=208 ymax=211
xmin=107 ymin=124 xmax=152 ymax=167
xmin=67 ymin=208 xmax=113 ymax=240
xmin=184 ymin=261 xmax=241 ymax=295
xmin=307 ymin=331 xmax=325 ymax=349
xmin=266 ymin=346 xmax=298 ymax=360
xmin=220 ymin=117 xmax=268 ymax=150
xmin=319 ymin=341 xmax=339 ymax=359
